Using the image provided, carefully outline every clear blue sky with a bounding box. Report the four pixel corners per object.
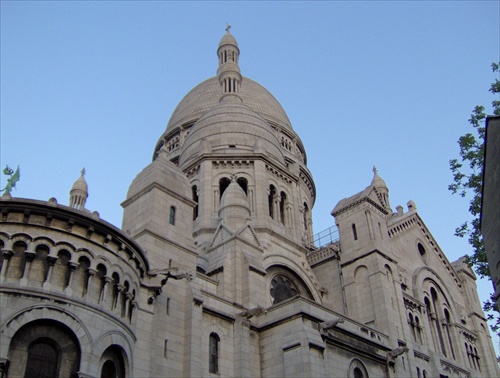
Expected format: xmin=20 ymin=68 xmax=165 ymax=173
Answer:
xmin=1 ymin=0 xmax=499 ymax=350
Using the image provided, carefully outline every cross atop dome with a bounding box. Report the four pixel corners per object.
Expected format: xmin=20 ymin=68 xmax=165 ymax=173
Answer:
xmin=225 ymin=23 xmax=231 ymax=33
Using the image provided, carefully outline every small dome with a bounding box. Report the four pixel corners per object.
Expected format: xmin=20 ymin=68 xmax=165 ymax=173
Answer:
xmin=179 ymin=101 xmax=284 ymax=168
xmin=218 ymin=178 xmax=250 ymax=227
xmin=371 ymin=166 xmax=388 ymax=189
xmin=69 ymin=168 xmax=88 ymax=210
xmin=71 ymin=171 xmax=88 ymax=193
xmin=218 ymin=30 xmax=238 ymax=49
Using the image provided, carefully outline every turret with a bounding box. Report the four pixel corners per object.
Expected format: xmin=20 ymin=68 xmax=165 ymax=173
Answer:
xmin=69 ymin=168 xmax=88 ymax=210
xmin=217 ymin=24 xmax=242 ymax=103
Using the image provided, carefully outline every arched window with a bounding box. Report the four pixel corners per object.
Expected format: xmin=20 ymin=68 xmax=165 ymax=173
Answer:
xmin=219 ymin=177 xmax=231 ymax=199
xmin=209 ymin=333 xmax=220 ymax=374
xmin=237 ymin=177 xmax=248 ymax=195
xmin=418 ymin=243 xmax=426 ymax=256
xmin=353 ymin=367 xmax=364 ymax=378
xmin=268 ymin=185 xmax=276 ymax=218
xmin=279 ymin=192 xmax=286 ymax=225
xmin=169 ymin=206 xmax=176 ymax=225
xmin=430 ymin=287 xmax=447 ymax=357
xmin=25 ymin=338 xmax=59 ymax=378
xmin=192 ymin=185 xmax=199 ymax=220
xmin=111 ymin=272 xmax=120 ymax=310
xmin=303 ymin=202 xmax=309 ymax=230
xmin=7 ymin=320 xmax=81 ymax=378
xmin=409 ymin=313 xmax=416 ymax=341
xmin=100 ymin=345 xmax=126 ymax=378
xmin=101 ymin=360 xmax=117 ymax=378
xmin=349 ymin=359 xmax=368 ymax=378
xmin=415 ymin=316 xmax=422 ymax=343
xmin=444 ymin=308 xmax=455 ymax=359
xmin=270 ymin=274 xmax=298 ymax=304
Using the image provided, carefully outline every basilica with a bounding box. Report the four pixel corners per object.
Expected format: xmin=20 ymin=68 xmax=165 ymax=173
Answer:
xmin=0 ymin=29 xmax=498 ymax=378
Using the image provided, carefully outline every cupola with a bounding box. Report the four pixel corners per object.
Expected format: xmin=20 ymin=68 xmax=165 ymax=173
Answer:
xmin=371 ymin=166 xmax=391 ymax=210
xmin=69 ymin=168 xmax=88 ymax=210
xmin=217 ymin=25 xmax=242 ymax=103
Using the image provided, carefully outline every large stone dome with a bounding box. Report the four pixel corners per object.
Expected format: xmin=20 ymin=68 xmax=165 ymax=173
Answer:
xmin=165 ymin=76 xmax=293 ymax=132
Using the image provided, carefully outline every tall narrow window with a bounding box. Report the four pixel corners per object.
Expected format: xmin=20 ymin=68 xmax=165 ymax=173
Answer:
xmin=352 ymin=223 xmax=358 ymax=241
xmin=209 ymin=333 xmax=219 ymax=374
xmin=280 ymin=192 xmax=286 ymax=225
xmin=237 ymin=177 xmax=248 ymax=195
xmin=431 ymin=288 xmax=447 ymax=356
xmin=444 ymin=309 xmax=455 ymax=359
xmin=303 ymin=202 xmax=309 ymax=230
xmin=192 ymin=186 xmax=199 ymax=220
xmin=169 ymin=206 xmax=176 ymax=225
xmin=269 ymin=186 xmax=276 ymax=218
xmin=219 ymin=177 xmax=231 ymax=199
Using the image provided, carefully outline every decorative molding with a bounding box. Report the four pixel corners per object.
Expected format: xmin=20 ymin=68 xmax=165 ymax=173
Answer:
xmin=213 ymin=160 xmax=253 ymax=169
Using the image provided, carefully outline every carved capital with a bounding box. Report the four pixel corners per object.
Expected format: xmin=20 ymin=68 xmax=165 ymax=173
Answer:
xmin=1 ymin=249 xmax=13 ymax=259
xmin=47 ymin=255 xmax=58 ymax=266
xmin=24 ymin=251 xmax=36 ymax=262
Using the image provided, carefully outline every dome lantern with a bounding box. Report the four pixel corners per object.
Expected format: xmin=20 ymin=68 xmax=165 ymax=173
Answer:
xmin=217 ymin=25 xmax=242 ymax=103
xmin=69 ymin=168 xmax=88 ymax=210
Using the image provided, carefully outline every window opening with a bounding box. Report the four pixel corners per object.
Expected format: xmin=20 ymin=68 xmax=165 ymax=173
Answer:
xmin=25 ymin=339 xmax=59 ymax=378
xmin=352 ymin=223 xmax=358 ymax=241
xmin=237 ymin=177 xmax=248 ymax=195
xmin=219 ymin=177 xmax=231 ymax=199
xmin=100 ymin=360 xmax=117 ymax=378
xmin=269 ymin=186 xmax=276 ymax=218
xmin=209 ymin=333 xmax=219 ymax=374
xmin=280 ymin=192 xmax=286 ymax=225
xmin=169 ymin=206 xmax=176 ymax=225
xmin=192 ymin=186 xmax=199 ymax=220
xmin=303 ymin=202 xmax=309 ymax=230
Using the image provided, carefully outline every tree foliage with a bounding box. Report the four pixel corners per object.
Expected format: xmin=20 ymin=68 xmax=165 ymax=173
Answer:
xmin=449 ymin=62 xmax=500 ymax=336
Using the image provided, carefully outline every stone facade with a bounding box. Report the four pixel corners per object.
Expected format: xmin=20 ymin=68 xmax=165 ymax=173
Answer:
xmin=0 ymin=30 xmax=498 ymax=378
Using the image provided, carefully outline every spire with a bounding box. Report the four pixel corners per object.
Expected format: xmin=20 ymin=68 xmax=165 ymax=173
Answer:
xmin=217 ymin=25 xmax=242 ymax=103
xmin=69 ymin=168 xmax=88 ymax=210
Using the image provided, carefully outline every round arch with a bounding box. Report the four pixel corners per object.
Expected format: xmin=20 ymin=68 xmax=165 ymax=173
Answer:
xmin=6 ymin=319 xmax=81 ymax=378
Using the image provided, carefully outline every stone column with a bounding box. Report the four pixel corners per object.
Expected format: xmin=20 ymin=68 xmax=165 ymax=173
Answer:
xmin=19 ymin=250 xmax=36 ymax=286
xmin=100 ymin=276 xmax=112 ymax=304
xmin=113 ymin=284 xmax=124 ymax=311
xmin=64 ymin=261 xmax=78 ymax=294
xmin=42 ymin=255 xmax=58 ymax=289
xmin=0 ymin=250 xmax=13 ymax=283
xmin=83 ymin=268 xmax=95 ymax=298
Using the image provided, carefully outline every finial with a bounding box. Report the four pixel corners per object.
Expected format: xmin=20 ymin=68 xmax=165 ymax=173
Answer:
xmin=225 ymin=23 xmax=231 ymax=33
xmin=81 ymin=167 xmax=86 ymax=177
xmin=372 ymin=166 xmax=378 ymax=175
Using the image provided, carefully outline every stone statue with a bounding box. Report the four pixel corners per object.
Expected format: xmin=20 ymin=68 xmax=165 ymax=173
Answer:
xmin=1 ymin=165 xmax=20 ymax=196
xmin=320 ymin=317 xmax=344 ymax=331
xmin=237 ymin=306 xmax=268 ymax=320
